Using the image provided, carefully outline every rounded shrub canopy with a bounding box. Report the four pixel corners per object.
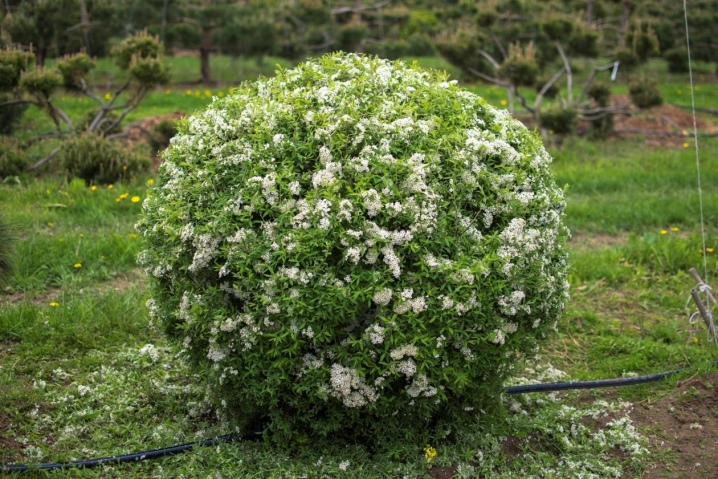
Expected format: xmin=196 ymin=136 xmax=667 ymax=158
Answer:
xmin=137 ymin=53 xmax=569 ymax=441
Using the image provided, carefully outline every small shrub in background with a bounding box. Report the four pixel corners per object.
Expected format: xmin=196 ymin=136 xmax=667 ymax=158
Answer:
xmin=61 ymin=133 xmax=150 ymax=184
xmin=629 ymin=76 xmax=663 ymax=109
xmin=539 ymin=107 xmax=578 ymax=136
xmin=664 ymin=48 xmax=689 ymax=74
xmin=56 ymin=52 xmax=95 ymax=90
xmin=613 ymin=48 xmax=639 ymax=71
xmin=0 ymin=92 xmax=27 ymax=135
xmin=76 ymin=108 xmax=123 ymax=136
xmin=498 ymin=43 xmax=539 ymax=87
xmin=138 ymin=54 xmax=569 ymax=447
xmin=586 ymin=82 xmax=614 ymax=138
xmin=0 ymin=137 xmax=26 ymax=178
xmin=0 ymin=49 xmax=34 ymax=134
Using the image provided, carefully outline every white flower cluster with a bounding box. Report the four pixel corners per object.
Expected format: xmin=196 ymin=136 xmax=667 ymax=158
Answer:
xmin=329 ymin=363 xmax=378 ymax=408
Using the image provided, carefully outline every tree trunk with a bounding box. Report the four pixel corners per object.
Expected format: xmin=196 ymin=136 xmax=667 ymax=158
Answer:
xmin=200 ymin=26 xmax=212 ymax=84
xmin=353 ymin=0 xmax=362 ymax=23
xmin=35 ymin=46 xmax=47 ymax=66
xmin=585 ymin=0 xmax=594 ymax=25
xmin=618 ymin=0 xmax=631 ymax=49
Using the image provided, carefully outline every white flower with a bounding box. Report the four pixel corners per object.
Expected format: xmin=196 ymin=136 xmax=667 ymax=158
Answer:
xmin=366 ymin=323 xmax=386 ymax=344
xmin=390 ymin=344 xmax=418 ymax=360
xmin=372 ymin=288 xmax=392 ymax=306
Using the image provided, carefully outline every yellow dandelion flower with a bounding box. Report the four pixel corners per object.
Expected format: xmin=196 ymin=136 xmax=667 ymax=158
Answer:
xmin=660 ymin=229 xmax=668 ymax=235
xmin=683 ymin=142 xmax=689 ymax=148
xmin=146 ymin=178 xmax=155 ymax=186
xmin=119 ymin=192 xmax=129 ymax=200
xmin=131 ymin=196 xmax=141 ymax=203
xmin=500 ymin=99 xmax=508 ymax=106
xmin=707 ymin=247 xmax=715 ymax=253
xmin=671 ymin=227 xmax=679 ymax=232
xmin=424 ymin=445 xmax=437 ymax=461
xmin=108 ymin=184 xmax=114 ymax=189
xmin=74 ymin=263 xmax=82 ymax=268
xmin=90 ymin=185 xmax=97 ymax=191
xmin=49 ymin=302 xmax=59 ymax=307
xmin=185 ymin=90 xmax=192 ymax=96
xmin=104 ymin=92 xmax=112 ymax=100
xmin=204 ymin=89 xmax=212 ymax=97
xmin=693 ymin=337 xmax=699 ymax=344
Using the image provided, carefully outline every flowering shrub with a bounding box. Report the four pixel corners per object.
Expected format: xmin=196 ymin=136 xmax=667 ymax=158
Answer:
xmin=137 ymin=53 xmax=569 ymax=443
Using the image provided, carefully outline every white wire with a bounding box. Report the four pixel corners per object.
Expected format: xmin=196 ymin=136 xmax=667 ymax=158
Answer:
xmin=682 ymin=0 xmax=709 ymax=284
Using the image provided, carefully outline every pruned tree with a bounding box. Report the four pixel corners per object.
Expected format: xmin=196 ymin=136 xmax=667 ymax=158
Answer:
xmin=434 ymin=1 xmax=635 ymax=139
xmin=0 ymin=32 xmax=169 ymax=168
xmin=1 ymin=0 xmax=119 ymax=64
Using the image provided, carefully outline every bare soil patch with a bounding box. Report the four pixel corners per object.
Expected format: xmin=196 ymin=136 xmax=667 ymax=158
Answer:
xmin=2 ymin=268 xmax=145 ymax=306
xmin=630 ymin=373 xmax=718 ymax=478
xmin=120 ymin=112 xmax=185 ymax=169
xmin=0 ymin=413 xmax=25 ymax=460
xmin=606 ymin=95 xmax=717 ymax=148
xmin=569 ymin=232 xmax=629 ymax=249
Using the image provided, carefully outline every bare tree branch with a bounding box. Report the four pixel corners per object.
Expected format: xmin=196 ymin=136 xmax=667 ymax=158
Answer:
xmin=534 ymin=66 xmax=566 ymax=111
xmin=488 ymin=32 xmax=507 ymax=60
xmin=478 ymin=49 xmax=501 ymax=69
xmin=0 ymin=98 xmax=39 ymax=108
xmin=555 ymin=42 xmax=573 ymax=105
xmin=466 ymin=67 xmax=510 ymax=86
xmin=79 ymin=78 xmax=105 ymax=106
xmin=29 ymin=147 xmax=61 ymax=171
xmin=106 ymin=122 xmax=158 ymax=142
xmin=331 ymin=0 xmax=390 ymax=15
xmin=577 ymin=62 xmax=618 ymax=105
xmin=87 ymin=80 xmax=131 ymax=133
xmin=510 ymin=86 xmax=535 ymax=115
xmin=102 ymin=86 xmax=149 ymax=134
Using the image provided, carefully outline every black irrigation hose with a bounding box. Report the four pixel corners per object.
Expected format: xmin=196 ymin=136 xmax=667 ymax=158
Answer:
xmin=1 ymin=434 xmax=239 ymax=473
xmin=3 ymin=360 xmax=717 ymax=473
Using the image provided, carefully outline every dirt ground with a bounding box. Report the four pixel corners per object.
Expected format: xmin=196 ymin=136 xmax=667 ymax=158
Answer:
xmin=631 ymin=373 xmax=718 ymax=478
xmin=609 ymin=95 xmax=718 ymax=148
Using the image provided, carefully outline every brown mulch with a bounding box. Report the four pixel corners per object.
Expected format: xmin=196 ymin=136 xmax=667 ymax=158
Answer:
xmin=118 ymin=111 xmax=185 ymax=169
xmin=609 ymin=94 xmax=718 ymax=148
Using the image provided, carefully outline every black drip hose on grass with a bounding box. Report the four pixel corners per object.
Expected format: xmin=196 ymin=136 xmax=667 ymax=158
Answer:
xmin=1 ymin=434 xmax=239 ymax=473
xmin=3 ymin=360 xmax=717 ymax=473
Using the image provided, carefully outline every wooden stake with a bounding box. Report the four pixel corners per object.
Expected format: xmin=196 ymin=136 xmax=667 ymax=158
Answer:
xmin=690 ymin=288 xmax=718 ymax=347
xmin=688 ymin=267 xmax=717 ymax=307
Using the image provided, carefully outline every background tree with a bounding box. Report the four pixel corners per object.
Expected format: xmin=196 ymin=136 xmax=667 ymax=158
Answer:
xmin=434 ymin=0 xmax=626 ymax=136
xmin=1 ymin=0 xmax=119 ymax=63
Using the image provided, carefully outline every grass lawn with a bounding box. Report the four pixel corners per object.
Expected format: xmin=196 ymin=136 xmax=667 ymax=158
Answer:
xmin=1 ymin=61 xmax=718 ymax=477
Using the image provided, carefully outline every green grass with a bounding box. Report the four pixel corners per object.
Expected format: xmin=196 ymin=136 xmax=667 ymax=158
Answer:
xmin=2 ymin=69 xmax=718 ymax=478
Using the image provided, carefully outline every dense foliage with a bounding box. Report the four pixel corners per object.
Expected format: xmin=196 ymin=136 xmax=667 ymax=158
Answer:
xmin=137 ymin=54 xmax=570 ymax=444
xmin=60 ymin=133 xmax=151 ymax=185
